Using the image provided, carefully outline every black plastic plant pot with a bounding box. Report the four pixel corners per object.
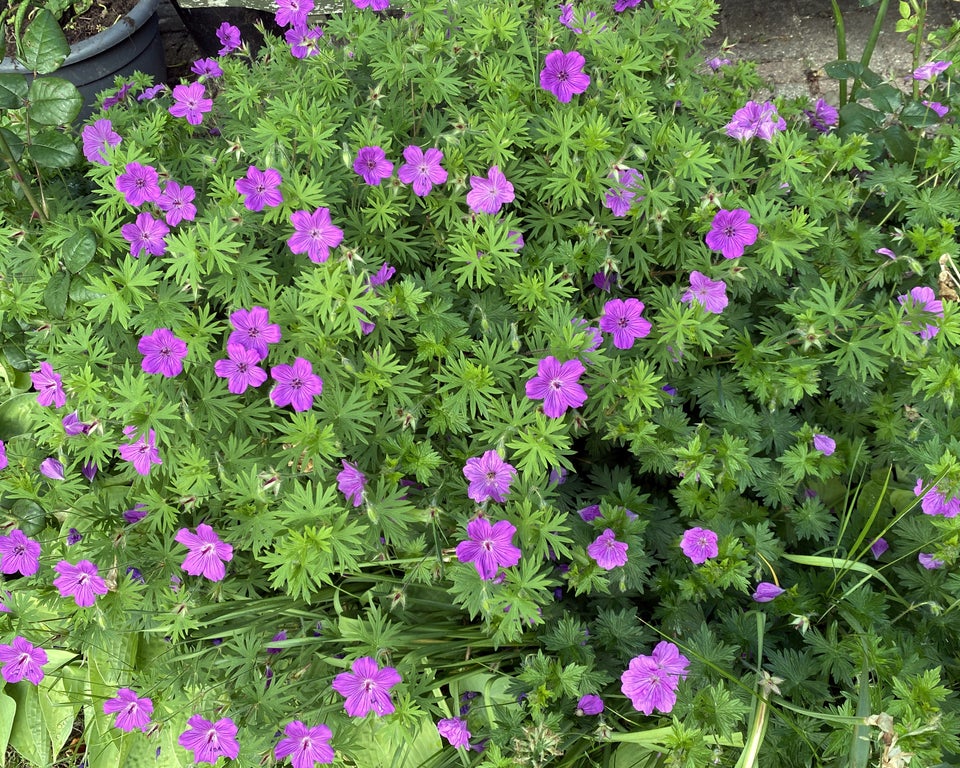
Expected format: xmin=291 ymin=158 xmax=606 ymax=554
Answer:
xmin=0 ymin=0 xmax=167 ymax=121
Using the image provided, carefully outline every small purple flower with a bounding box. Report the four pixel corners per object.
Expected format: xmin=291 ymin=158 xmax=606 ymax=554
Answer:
xmin=136 ymin=83 xmax=167 ymax=101
xmin=81 ymin=119 xmax=121 ymax=165
xmin=102 ymin=81 xmax=132 ymax=110
xmin=285 ymin=25 xmax=323 ymax=58
xmin=0 ymin=440 xmax=6 ymax=470
xmin=587 ymin=528 xmax=628 ymax=570
xmin=121 ymin=212 xmax=170 ymax=257
xmin=897 ymin=286 xmax=944 ymax=340
xmin=270 ymin=357 xmax=323 ymax=411
xmin=812 ymin=433 xmax=836 ymax=456
xmin=437 ymin=718 xmax=471 ymax=749
xmin=526 ymin=356 xmax=588 ymax=417
xmin=397 ymin=146 xmax=447 ymax=196
xmin=804 ymin=98 xmax=839 ymax=133
xmin=593 ymin=271 xmax=617 ymax=292
xmin=352 ymin=0 xmax=390 ymax=10
xmin=456 ymin=518 xmax=522 ymax=580
xmin=922 ymin=100 xmax=949 ymax=117
xmin=463 ymin=450 xmax=517 ymax=504
xmin=680 ymin=527 xmax=718 ymax=564
xmin=118 ymin=426 xmax=162 ymax=476
xmin=752 ymin=582 xmax=785 ymax=602
xmin=53 ymin=560 xmax=108 ymax=607
xmin=123 ymin=504 xmax=148 ymax=524
xmin=332 ymin=657 xmax=402 ymax=717
xmin=576 ymin=694 xmax=604 ymax=715
xmin=540 ymin=49 xmax=590 ymax=102
xmin=353 ymin=146 xmax=394 ymax=186
xmin=337 ymin=460 xmax=367 ymax=507
xmin=599 ymin=298 xmax=652 ymax=349
xmin=228 ymin=306 xmax=282 ymax=360
xmin=466 ymin=166 xmax=515 ymax=215
xmin=32 ymin=362 xmax=66 ymax=407
xmin=621 ymin=641 xmax=689 ymax=715
xmin=602 ymin=167 xmax=642 ymax=217
xmin=913 ymin=478 xmax=960 ymax=518
xmin=157 ymin=181 xmax=197 ymax=227
xmin=0 ymin=530 xmax=41 ymax=576
xmin=175 ymin=524 xmax=233 ymax=581
xmin=214 ymin=343 xmax=268 ymax=394
xmin=0 ymin=637 xmax=47 ymax=684
xmin=138 ymin=328 xmax=188 ymax=377
xmin=369 ymin=263 xmax=396 ymax=289
xmin=116 ymin=162 xmax=161 ymax=207
xmin=614 ymin=0 xmax=643 ymax=11
xmin=572 ymin=318 xmax=603 ymax=352
xmin=870 ymin=538 xmax=888 ymax=559
xmin=288 ymin=207 xmax=344 ymax=263
xmin=681 ymin=271 xmax=728 ymax=314
xmin=919 ymin=553 xmax=945 ymax=569
xmin=706 ymin=56 xmax=732 ymax=71
xmin=66 ymin=528 xmax=82 ymax=545
xmin=169 ymin=82 xmax=213 ymax=126
xmin=82 ymin=462 xmax=97 ymax=481
xmin=236 ymin=166 xmax=284 ymax=212
xmin=179 ymin=715 xmax=240 ymax=763
xmin=103 ymin=688 xmax=153 ymax=732
xmin=705 ymin=208 xmax=759 ymax=259
xmin=275 ymin=0 xmax=314 ymax=26
xmin=578 ymin=504 xmax=602 ymax=521
xmin=267 ymin=630 xmax=287 ymax=654
xmin=913 ymin=60 xmax=951 ymax=80
xmin=216 ymin=22 xmax=242 ymax=55
xmin=191 ymin=57 xmax=223 ymax=78
xmin=274 ymin=721 xmax=334 ymax=767
xmin=725 ymin=100 xmax=786 ymax=142
xmin=62 ymin=411 xmax=89 ymax=436
xmin=39 ymin=458 xmax=65 ymax=480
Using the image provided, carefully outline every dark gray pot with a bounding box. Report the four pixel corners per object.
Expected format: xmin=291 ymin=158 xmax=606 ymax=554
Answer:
xmin=0 ymin=0 xmax=167 ymax=119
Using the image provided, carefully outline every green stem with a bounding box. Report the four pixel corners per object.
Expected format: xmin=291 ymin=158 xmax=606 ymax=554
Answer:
xmin=0 ymin=129 xmax=47 ymax=223
xmin=911 ymin=0 xmax=927 ymax=102
xmin=830 ymin=0 xmax=848 ymax=107
xmin=853 ymin=0 xmax=891 ymax=100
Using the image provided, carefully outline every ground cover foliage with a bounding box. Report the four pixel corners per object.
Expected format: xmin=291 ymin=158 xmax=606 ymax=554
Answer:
xmin=1 ymin=0 xmax=960 ymax=765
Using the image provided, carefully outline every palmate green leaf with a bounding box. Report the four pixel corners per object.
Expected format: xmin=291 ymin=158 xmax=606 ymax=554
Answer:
xmin=507 ymin=411 xmax=574 ymax=477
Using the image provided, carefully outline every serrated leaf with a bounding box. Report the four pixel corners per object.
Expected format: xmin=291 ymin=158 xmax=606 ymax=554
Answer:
xmin=26 ymin=77 xmax=82 ymax=126
xmin=43 ymin=271 xmax=70 ymax=317
xmin=0 ymin=73 xmax=28 ymax=108
xmin=62 ymin=228 xmax=97 ymax=273
xmin=20 ymin=9 xmax=70 ymax=74
xmin=29 ymin=129 xmax=79 ymax=167
xmin=0 ymin=127 xmax=25 ymax=162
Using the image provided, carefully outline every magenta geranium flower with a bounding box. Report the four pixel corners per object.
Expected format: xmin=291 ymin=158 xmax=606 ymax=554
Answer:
xmin=228 ymin=306 xmax=282 ymax=360
xmin=178 ymin=715 xmax=240 ymax=763
xmin=0 ymin=529 xmax=41 ymax=577
xmin=337 ymin=460 xmax=366 ymax=507
xmin=455 ymin=518 xmax=522 ymax=580
xmin=870 ymin=537 xmax=888 ymax=559
xmin=681 ymin=271 xmax=728 ymax=314
xmin=138 ymin=328 xmax=188 ymax=377
xmin=587 ymin=528 xmax=628 ymax=570
xmin=190 ymin=57 xmax=223 ymax=78
xmin=0 ymin=637 xmax=47 ymax=684
xmin=236 ymin=166 xmax=284 ymax=212
xmin=103 ymin=688 xmax=154 ymax=732
xmin=621 ymin=641 xmax=689 ymax=715
xmin=288 ymin=207 xmax=344 ymax=263
xmin=919 ymin=553 xmax=945 ymax=570
xmin=923 ymin=100 xmax=949 ymax=118
xmin=705 ymin=208 xmax=758 ymax=259
xmin=270 ymin=357 xmax=323 ymax=411
xmin=724 ymin=100 xmax=786 ymax=142
xmin=118 ymin=426 xmax=162 ymax=476
xmin=175 ymin=524 xmax=234 ymax=581
xmin=437 ymin=717 xmax=471 ymax=749
xmin=812 ymin=433 xmax=836 ymax=456
xmin=805 ymin=98 xmax=839 ymax=133
xmin=752 ymin=582 xmax=785 ymax=602
xmin=157 ymin=181 xmax=197 ymax=227
xmin=53 ymin=560 xmax=108 ymax=607
xmin=214 ymin=343 xmax=268 ymax=394
xmin=577 ymin=694 xmax=604 ymax=715
xmin=602 ymin=167 xmax=642 ymax=217
xmin=31 ymin=361 xmax=66 ymax=407
xmin=39 ymin=457 xmax=65 ymax=480
xmin=275 ymin=0 xmax=314 ymax=27
xmin=914 ymin=478 xmax=960 ymax=518
xmin=913 ymin=60 xmax=951 ymax=80
xmin=466 ymin=166 xmax=514 ymax=215
xmin=275 ymin=721 xmax=334 ymax=767
xmin=169 ymin=82 xmax=213 ymax=126
xmin=353 ymin=146 xmax=394 ymax=185
xmin=0 ymin=439 xmax=6 ymax=470
xmin=397 ymin=146 xmax=447 ymax=196
xmin=540 ymin=50 xmax=590 ymax=102
xmin=81 ymin=119 xmax=121 ymax=165
xmin=216 ymin=22 xmax=242 ymax=54
xmin=352 ymin=0 xmax=390 ymax=10
xmin=116 ymin=162 xmax=160 ymax=207
xmin=462 ymin=450 xmax=517 ymax=503
xmin=121 ymin=212 xmax=170 ymax=257
xmin=332 ymin=656 xmax=402 ymax=717
xmin=525 ymin=356 xmax=587 ymax=417
xmin=286 ymin=25 xmax=323 ymax=58
xmin=897 ymin=286 xmax=944 ymax=340
xmin=599 ymin=298 xmax=652 ymax=349
xmin=679 ymin=527 xmax=718 ymax=564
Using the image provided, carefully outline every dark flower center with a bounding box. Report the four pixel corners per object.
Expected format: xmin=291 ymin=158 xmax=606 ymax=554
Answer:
xmin=617 ymin=317 xmax=629 ymax=329
xmin=200 ymin=542 xmax=216 ymax=557
xmin=723 ymin=225 xmax=736 ymax=237
xmin=290 ymin=377 xmax=303 ymax=390
xmin=160 ymin=346 xmax=171 ymax=357
xmin=247 ymin=327 xmax=260 ymax=338
xmin=549 ymin=378 xmax=563 ymax=391
xmin=13 ymin=545 xmax=24 ymax=556
xmin=236 ymin=362 xmax=248 ymax=374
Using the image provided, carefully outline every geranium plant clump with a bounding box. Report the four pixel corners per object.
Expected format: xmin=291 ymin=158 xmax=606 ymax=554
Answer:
xmin=1 ymin=0 xmax=960 ymax=765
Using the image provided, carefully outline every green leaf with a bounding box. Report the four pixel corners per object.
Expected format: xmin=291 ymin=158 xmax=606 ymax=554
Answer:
xmin=62 ymin=228 xmax=97 ymax=273
xmin=26 ymin=77 xmax=82 ymax=126
xmin=8 ymin=683 xmax=50 ymax=768
xmin=0 ymin=691 xmax=16 ymax=760
xmin=0 ymin=73 xmax=28 ymax=108
xmin=29 ymin=128 xmax=79 ymax=167
xmin=824 ymin=60 xmax=863 ymax=80
xmin=42 ymin=271 xmax=70 ymax=318
xmin=0 ymin=127 xmax=25 ymax=162
xmin=20 ymin=9 xmax=70 ymax=74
